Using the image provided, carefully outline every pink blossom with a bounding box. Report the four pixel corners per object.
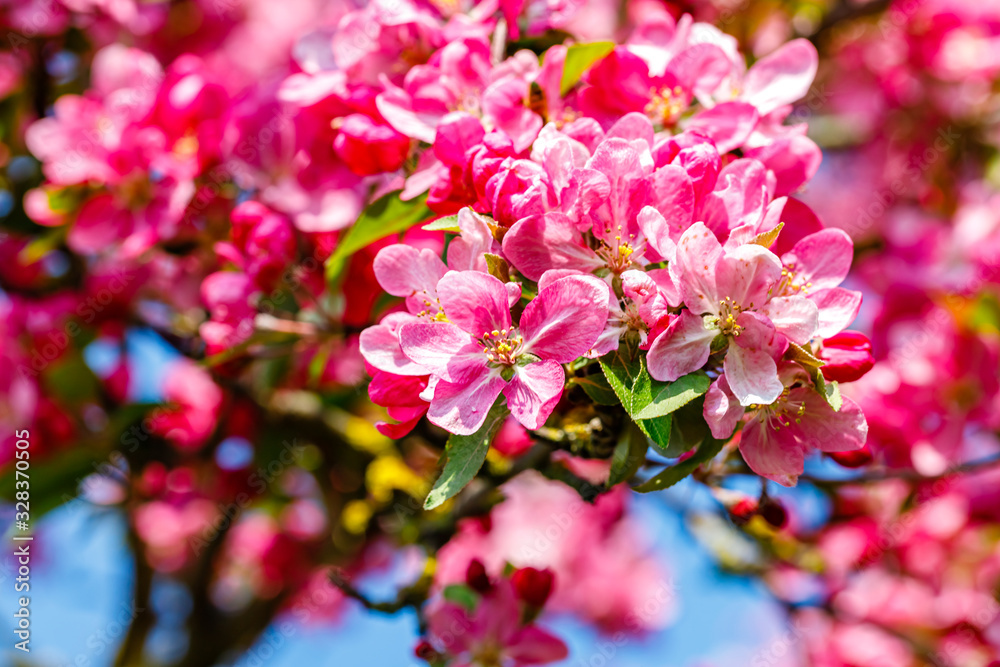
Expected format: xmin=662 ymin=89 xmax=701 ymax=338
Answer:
xmin=704 ymin=365 xmax=868 ymax=486
xmin=424 ymin=579 xmax=568 ymax=667
xmin=398 ymin=271 xmax=608 ymax=434
xmin=647 ymin=222 xmax=813 ymax=405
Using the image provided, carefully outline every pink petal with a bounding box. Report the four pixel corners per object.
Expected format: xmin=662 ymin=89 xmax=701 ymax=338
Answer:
xmin=605 ymin=111 xmax=655 ymax=147
xmin=781 ymin=228 xmax=855 ymax=292
xmin=744 ymin=134 xmax=822 ymax=197
xmin=739 ymin=417 xmax=806 ymax=486
xmin=685 ymin=101 xmax=759 ymax=153
xmin=724 ymin=342 xmax=783 ymax=406
xmin=398 ymin=321 xmax=485 ymax=383
xmin=360 ymin=318 xmax=429 ymax=376
xmin=647 ymin=309 xmax=715 ymax=382
xmin=667 ymin=43 xmax=732 ymax=98
xmin=670 ymin=221 xmax=722 ymax=315
xmin=504 ymin=360 xmax=565 ymax=430
xmin=428 ymin=366 xmax=507 ymax=435
xmin=795 ymin=392 xmax=868 ymax=454
xmin=69 ymin=194 xmax=132 ymax=254
xmin=373 ymin=245 xmax=448 ymax=299
xmin=447 ymin=207 xmax=496 ymax=272
xmin=506 ymin=625 xmax=570 ymax=664
xmin=520 ymin=275 xmax=610 ymax=362
xmin=703 ymin=374 xmax=744 ymax=439
xmin=433 ymin=112 xmax=486 ymax=167
xmin=636 ymin=206 xmax=675 ymax=263
xmin=502 ymin=213 xmax=603 ymax=281
xmin=758 ymin=295 xmax=819 ymax=345
xmin=437 ymin=271 xmax=512 ymax=337
xmin=700 ymin=158 xmax=768 ymax=237
xmin=741 ymin=39 xmax=818 ymax=116
xmin=734 ymin=310 xmax=788 ymax=359
xmin=375 ymin=88 xmax=439 ymax=144
xmin=715 ymin=243 xmax=782 ymax=311
xmin=649 ymin=165 xmax=695 ymax=245
xmin=810 ymin=287 xmax=862 ymax=338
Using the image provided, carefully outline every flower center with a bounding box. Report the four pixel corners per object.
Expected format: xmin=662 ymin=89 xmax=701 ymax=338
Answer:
xmin=644 ymin=85 xmax=686 ymax=126
xmin=777 ymin=263 xmax=813 ymax=296
xmin=750 ymin=388 xmax=806 ymax=426
xmin=716 ymin=297 xmax=744 ymax=337
xmin=481 ymin=328 xmax=522 ymax=365
xmin=598 ymin=225 xmax=637 ymax=273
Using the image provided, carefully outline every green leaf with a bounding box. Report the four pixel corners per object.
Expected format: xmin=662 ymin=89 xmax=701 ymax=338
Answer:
xmin=422 ymin=214 xmax=460 ymax=232
xmin=575 ymin=373 xmax=619 ymax=405
xmin=424 ymin=401 xmax=509 ymax=509
xmin=442 ymin=584 xmax=480 ymax=611
xmin=598 ymin=343 xmax=670 ymax=451
xmin=326 ymin=191 xmax=433 ymax=283
xmin=560 ymin=41 xmax=615 ymax=96
xmin=632 ymin=372 xmax=710 ymax=420
xmin=608 ymin=421 xmax=647 ymax=487
xmin=633 ymin=437 xmax=725 ymax=493
xmin=824 ymin=380 xmax=842 ymax=412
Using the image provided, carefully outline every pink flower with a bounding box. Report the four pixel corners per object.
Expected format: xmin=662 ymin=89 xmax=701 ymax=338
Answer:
xmin=333 ymin=113 xmax=411 ymax=176
xmin=704 ymin=365 xmax=868 ymax=486
xmin=424 ymin=579 xmax=568 ymax=667
xmin=398 ymin=271 xmax=608 ymax=434
xmin=647 ymin=222 xmax=816 ymax=406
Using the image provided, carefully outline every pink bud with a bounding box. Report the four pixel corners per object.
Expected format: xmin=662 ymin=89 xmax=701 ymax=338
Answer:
xmin=511 ymin=567 xmax=554 ymax=608
xmin=818 ymin=331 xmax=874 ymax=383
xmin=729 ymin=497 xmax=758 ymax=526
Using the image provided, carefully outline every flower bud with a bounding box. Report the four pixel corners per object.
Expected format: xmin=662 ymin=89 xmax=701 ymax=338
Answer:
xmin=759 ymin=499 xmax=788 ymax=529
xmin=818 ymin=331 xmax=874 ymax=383
xmin=728 ymin=497 xmax=759 ymax=526
xmin=511 ymin=567 xmax=554 ymax=608
xmin=465 ymin=559 xmax=492 ymax=593
xmin=828 ymin=443 xmax=874 ymax=468
xmin=414 ymin=639 xmax=439 ymax=662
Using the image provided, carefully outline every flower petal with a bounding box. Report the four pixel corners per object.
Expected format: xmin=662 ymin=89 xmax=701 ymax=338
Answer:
xmin=724 ymin=342 xmax=783 ymax=406
xmin=670 ymin=221 xmax=722 ymax=315
xmin=504 ymin=360 xmax=565 ymax=430
xmin=428 ymin=366 xmax=507 ymax=435
xmin=503 ymin=213 xmax=604 ymax=281
xmin=810 ymin=287 xmax=862 ymax=338
xmin=741 ymin=39 xmax=818 ymax=116
xmin=506 ymin=625 xmax=570 ymax=665
xmin=437 ymin=270 xmax=513 ymax=337
xmin=398 ymin=321 xmax=485 ymax=383
xmin=758 ymin=295 xmax=819 ymax=345
xmin=647 ymin=309 xmax=715 ymax=381
xmin=360 ymin=317 xmax=429 ymax=376
xmin=781 ymin=228 xmax=855 ymax=292
xmin=703 ymin=374 xmax=744 ymax=440
xmin=739 ymin=418 xmax=806 ymax=486
xmin=715 ymin=243 xmax=782 ymax=311
xmin=520 ymin=275 xmax=610 ymax=362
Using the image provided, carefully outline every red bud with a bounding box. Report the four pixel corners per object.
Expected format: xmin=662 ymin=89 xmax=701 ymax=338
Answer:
xmin=414 ymin=640 xmax=439 ymax=662
xmin=729 ymin=497 xmax=759 ymax=526
xmin=760 ymin=499 xmax=788 ymax=529
xmin=465 ymin=559 xmax=492 ymax=593
xmin=828 ymin=443 xmax=874 ymax=468
xmin=818 ymin=331 xmax=874 ymax=383
xmin=511 ymin=567 xmax=554 ymax=608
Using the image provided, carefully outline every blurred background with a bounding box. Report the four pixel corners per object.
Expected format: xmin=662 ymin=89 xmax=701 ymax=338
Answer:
xmin=2 ymin=0 xmax=1000 ymax=665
